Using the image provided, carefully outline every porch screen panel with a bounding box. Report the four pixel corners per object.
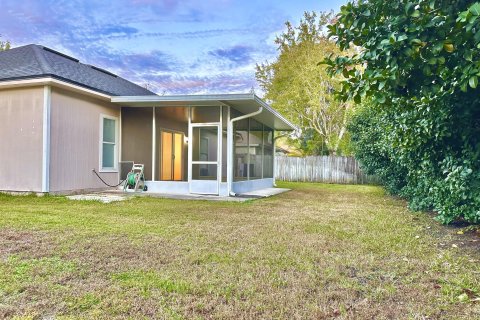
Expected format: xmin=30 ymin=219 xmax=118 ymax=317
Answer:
xmin=263 ymin=126 xmax=274 ymax=178
xmin=192 ymin=126 xmax=218 ymax=180
xmin=192 ymin=164 xmax=217 ymax=180
xmin=191 ymin=106 xmax=220 ymax=123
xmin=233 ymin=118 xmax=249 ymax=181
xmin=192 ymin=127 xmax=218 ymax=162
xmin=222 ymin=106 xmax=228 ymax=182
xmin=249 ymin=119 xmax=263 ymax=180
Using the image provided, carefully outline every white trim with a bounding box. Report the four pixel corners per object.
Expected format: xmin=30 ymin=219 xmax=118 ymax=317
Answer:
xmin=0 ymin=77 xmax=112 ymax=101
xmin=192 ymin=161 xmax=218 ymax=165
xmin=187 ymin=106 xmax=192 ymax=188
xmin=247 ymin=118 xmax=250 ymax=180
xmin=227 ymin=110 xmax=233 ymax=195
xmin=99 ymin=114 xmax=119 ymax=172
xmin=152 ymin=107 xmax=156 ymax=181
xmin=119 ymin=108 xmax=122 ymax=162
xmin=261 ymin=124 xmax=264 ymax=179
xmin=41 ymin=85 xmax=51 ymax=193
xmin=112 ymin=93 xmax=257 ymax=103
xmin=189 ymin=122 xmax=221 ymax=195
xmin=218 ymin=105 xmax=223 ymax=193
xmin=273 ymin=130 xmax=277 ymax=187
xmin=189 ymin=122 xmax=221 ymax=126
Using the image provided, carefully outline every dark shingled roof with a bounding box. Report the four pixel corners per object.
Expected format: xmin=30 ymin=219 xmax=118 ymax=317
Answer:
xmin=0 ymin=44 xmax=157 ymax=96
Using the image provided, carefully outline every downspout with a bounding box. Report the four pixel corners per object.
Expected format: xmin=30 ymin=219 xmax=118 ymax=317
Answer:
xmin=227 ymin=106 xmax=263 ymax=196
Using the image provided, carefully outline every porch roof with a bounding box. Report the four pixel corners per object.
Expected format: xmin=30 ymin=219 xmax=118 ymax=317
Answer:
xmin=111 ymin=93 xmax=296 ymax=131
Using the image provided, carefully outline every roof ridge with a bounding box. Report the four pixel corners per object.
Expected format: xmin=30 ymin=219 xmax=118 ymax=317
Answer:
xmin=30 ymin=45 xmax=53 ymax=74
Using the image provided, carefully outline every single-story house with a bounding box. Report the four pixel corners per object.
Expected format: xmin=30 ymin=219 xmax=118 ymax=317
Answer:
xmin=0 ymin=44 xmax=295 ymax=196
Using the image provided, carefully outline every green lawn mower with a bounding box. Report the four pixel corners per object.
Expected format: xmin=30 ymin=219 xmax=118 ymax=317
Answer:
xmin=123 ymin=163 xmax=148 ymax=192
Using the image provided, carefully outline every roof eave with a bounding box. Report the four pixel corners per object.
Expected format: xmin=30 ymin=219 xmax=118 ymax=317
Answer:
xmin=0 ymin=76 xmax=112 ymax=101
xmin=111 ymin=93 xmax=297 ymax=131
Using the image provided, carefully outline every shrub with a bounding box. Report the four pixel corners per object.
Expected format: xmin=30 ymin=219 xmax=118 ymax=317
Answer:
xmin=327 ymin=1 xmax=480 ymax=224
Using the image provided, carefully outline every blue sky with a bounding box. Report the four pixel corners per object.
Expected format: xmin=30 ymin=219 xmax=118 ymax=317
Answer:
xmin=0 ymin=0 xmax=346 ymax=94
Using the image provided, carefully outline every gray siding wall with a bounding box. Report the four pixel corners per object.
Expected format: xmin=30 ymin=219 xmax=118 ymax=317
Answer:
xmin=0 ymin=86 xmax=44 ymax=192
xmin=49 ymin=87 xmax=120 ymax=192
xmin=121 ymin=107 xmax=153 ymax=180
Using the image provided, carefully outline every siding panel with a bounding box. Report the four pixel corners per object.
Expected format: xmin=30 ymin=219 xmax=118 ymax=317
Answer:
xmin=49 ymin=87 xmax=120 ymax=192
xmin=0 ymin=86 xmax=44 ymax=191
xmin=121 ymin=107 xmax=153 ymax=180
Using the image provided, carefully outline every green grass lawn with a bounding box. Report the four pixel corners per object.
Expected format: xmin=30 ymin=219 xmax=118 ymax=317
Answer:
xmin=0 ymin=182 xmax=478 ymax=319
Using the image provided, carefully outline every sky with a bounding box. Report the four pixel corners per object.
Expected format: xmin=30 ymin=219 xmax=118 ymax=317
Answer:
xmin=0 ymin=0 xmax=346 ymax=95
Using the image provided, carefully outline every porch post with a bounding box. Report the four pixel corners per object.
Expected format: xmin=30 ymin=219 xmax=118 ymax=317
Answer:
xmin=152 ymin=107 xmax=156 ymax=181
xmin=119 ymin=107 xmax=122 ymax=162
xmin=226 ymin=116 xmax=233 ymax=195
xmin=187 ymin=106 xmax=192 ymax=188
xmin=273 ymin=130 xmax=277 ymax=187
xmin=218 ymin=105 xmax=223 ymax=195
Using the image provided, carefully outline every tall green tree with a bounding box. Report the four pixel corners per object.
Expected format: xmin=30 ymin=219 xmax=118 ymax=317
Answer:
xmin=0 ymin=36 xmax=10 ymax=51
xmin=256 ymin=12 xmax=352 ymax=155
xmin=326 ymin=1 xmax=480 ymax=224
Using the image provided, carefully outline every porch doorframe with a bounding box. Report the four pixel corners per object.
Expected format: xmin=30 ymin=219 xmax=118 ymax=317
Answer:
xmin=187 ymin=106 xmax=223 ymax=195
xmin=152 ymin=106 xmax=156 ymax=181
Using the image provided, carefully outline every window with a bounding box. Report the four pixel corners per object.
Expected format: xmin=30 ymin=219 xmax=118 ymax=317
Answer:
xmin=100 ymin=115 xmax=118 ymax=171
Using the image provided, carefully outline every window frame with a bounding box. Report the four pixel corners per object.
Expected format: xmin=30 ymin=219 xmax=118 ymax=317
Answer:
xmin=99 ymin=114 xmax=119 ymax=172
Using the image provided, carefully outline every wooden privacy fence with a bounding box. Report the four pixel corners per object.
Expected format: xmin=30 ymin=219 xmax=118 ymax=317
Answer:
xmin=275 ymin=156 xmax=377 ymax=185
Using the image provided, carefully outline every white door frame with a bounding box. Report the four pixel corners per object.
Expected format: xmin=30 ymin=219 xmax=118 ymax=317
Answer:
xmin=188 ymin=123 xmax=222 ymax=195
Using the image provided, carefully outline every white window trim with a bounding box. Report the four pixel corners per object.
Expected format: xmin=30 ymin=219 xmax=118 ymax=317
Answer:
xmin=99 ymin=114 xmax=119 ymax=172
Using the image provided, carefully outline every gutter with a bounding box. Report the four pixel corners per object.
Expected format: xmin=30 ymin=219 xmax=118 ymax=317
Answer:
xmin=227 ymin=106 xmax=263 ymax=196
xmin=0 ymin=76 xmax=112 ymax=101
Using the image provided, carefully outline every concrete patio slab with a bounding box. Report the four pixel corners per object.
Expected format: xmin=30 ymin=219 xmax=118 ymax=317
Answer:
xmin=67 ymin=194 xmax=129 ymax=203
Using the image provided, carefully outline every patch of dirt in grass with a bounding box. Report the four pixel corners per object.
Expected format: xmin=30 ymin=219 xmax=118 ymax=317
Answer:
xmin=436 ymin=220 xmax=480 ymax=251
xmin=61 ymin=234 xmax=181 ymax=274
xmin=0 ymin=228 xmax=57 ymax=259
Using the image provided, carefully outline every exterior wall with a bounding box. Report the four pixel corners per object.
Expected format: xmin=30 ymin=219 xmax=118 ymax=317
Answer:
xmin=0 ymin=86 xmax=44 ymax=192
xmin=49 ymin=87 xmax=120 ymax=192
xmin=232 ymin=178 xmax=274 ymax=194
xmin=145 ymin=181 xmax=189 ymax=194
xmin=145 ymin=181 xmax=229 ymax=196
xmin=121 ymin=107 xmax=153 ymax=180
